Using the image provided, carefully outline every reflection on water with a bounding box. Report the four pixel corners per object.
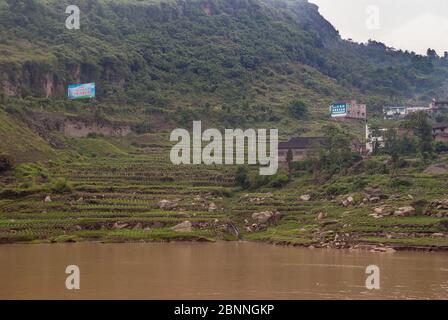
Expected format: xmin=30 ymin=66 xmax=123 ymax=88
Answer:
xmin=0 ymin=242 xmax=447 ymax=300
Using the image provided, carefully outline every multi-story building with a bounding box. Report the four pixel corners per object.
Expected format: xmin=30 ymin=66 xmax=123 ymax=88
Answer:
xmin=365 ymin=124 xmax=387 ymax=154
xmin=330 ymin=100 xmax=367 ymax=120
xmin=383 ymin=106 xmax=408 ymax=119
xmin=408 ymin=106 xmax=434 ymax=114
xmin=383 ymin=105 xmax=434 ymax=120
xmin=429 ymin=100 xmax=448 ymax=110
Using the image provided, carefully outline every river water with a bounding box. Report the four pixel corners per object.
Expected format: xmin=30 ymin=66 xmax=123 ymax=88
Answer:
xmin=0 ymin=242 xmax=447 ymax=300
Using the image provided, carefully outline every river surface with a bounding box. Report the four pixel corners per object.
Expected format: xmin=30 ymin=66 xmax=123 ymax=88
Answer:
xmin=0 ymin=242 xmax=447 ymax=300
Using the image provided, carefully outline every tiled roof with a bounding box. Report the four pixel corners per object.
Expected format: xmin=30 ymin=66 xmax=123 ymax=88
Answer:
xmin=278 ymin=137 xmax=326 ymax=150
xmin=433 ymin=123 xmax=448 ymax=130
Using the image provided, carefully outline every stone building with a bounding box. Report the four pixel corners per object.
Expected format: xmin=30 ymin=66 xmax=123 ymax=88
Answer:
xmin=433 ymin=123 xmax=448 ymax=142
xmin=278 ymin=137 xmax=325 ymax=162
xmin=430 ymin=100 xmax=448 ymax=110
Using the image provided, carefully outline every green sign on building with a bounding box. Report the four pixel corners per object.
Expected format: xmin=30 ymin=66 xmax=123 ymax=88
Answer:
xmin=330 ymin=103 xmax=347 ymax=117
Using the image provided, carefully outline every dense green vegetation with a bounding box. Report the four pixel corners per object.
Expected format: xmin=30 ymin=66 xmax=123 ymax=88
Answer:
xmin=1 ymin=0 xmax=448 ymax=250
xmin=0 ymin=154 xmax=14 ymax=173
xmin=1 ymin=0 xmax=448 ymax=117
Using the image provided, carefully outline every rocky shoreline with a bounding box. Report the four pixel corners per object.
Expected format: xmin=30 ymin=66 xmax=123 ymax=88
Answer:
xmin=2 ymin=236 xmax=448 ymax=253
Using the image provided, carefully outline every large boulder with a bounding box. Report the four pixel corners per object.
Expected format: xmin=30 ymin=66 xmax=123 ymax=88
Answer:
xmin=251 ymin=211 xmax=281 ymax=224
xmin=370 ymin=247 xmax=396 ymax=253
xmin=374 ymin=206 xmax=385 ymax=215
xmin=432 ymin=233 xmax=445 ymax=238
xmin=394 ymin=206 xmax=416 ymax=217
xmin=342 ymin=196 xmax=355 ymax=207
xmin=372 ymin=205 xmax=394 ymax=217
xmin=364 ymin=186 xmax=383 ymax=197
xmin=363 ymin=187 xmax=386 ymax=203
xmin=300 ymin=195 xmax=311 ymax=201
xmin=352 ymin=244 xmax=395 ymax=253
xmin=171 ymin=221 xmax=193 ymax=232
xmin=113 ymin=222 xmax=129 ymax=230
xmin=316 ymin=212 xmax=327 ymax=220
xmin=157 ymin=199 xmax=179 ymax=210
xmin=208 ymin=202 xmax=217 ymax=212
xmin=426 ymin=199 xmax=448 ymax=217
xmin=133 ymin=223 xmax=143 ymax=230
xmin=424 ymin=163 xmax=448 ymax=175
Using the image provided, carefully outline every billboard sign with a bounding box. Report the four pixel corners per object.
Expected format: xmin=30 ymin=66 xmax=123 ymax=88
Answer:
xmin=330 ymin=103 xmax=347 ymax=117
xmin=68 ymin=83 xmax=95 ymax=100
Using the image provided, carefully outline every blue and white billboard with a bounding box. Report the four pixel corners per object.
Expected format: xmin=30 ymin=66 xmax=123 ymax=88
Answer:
xmin=330 ymin=103 xmax=347 ymax=117
xmin=68 ymin=83 xmax=95 ymax=100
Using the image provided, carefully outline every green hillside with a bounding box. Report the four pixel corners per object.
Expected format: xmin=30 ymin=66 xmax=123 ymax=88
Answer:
xmin=1 ymin=0 xmax=447 ymax=149
xmin=1 ymin=0 xmax=448 ymax=116
xmin=1 ymin=0 xmax=448 ymax=250
xmin=0 ymin=109 xmax=55 ymax=161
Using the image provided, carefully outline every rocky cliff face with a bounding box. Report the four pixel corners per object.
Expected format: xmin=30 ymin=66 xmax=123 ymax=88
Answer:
xmin=0 ymin=62 xmax=65 ymax=98
xmin=0 ymin=0 xmax=339 ymax=100
xmin=22 ymin=112 xmax=132 ymax=143
xmin=63 ymin=119 xmax=131 ymax=138
xmin=0 ymin=60 xmax=128 ymax=99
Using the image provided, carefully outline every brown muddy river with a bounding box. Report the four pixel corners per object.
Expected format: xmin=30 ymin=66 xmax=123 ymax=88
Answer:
xmin=0 ymin=242 xmax=447 ymax=300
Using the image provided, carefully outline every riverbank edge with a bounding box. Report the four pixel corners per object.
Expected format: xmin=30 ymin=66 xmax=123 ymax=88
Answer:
xmin=1 ymin=237 xmax=448 ymax=253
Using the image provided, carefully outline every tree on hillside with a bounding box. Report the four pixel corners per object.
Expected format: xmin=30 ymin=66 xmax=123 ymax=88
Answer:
xmin=286 ymin=148 xmax=293 ymax=181
xmin=0 ymin=154 xmax=15 ymax=174
xmin=383 ymin=127 xmax=398 ymax=154
xmin=369 ymin=125 xmax=383 ymax=155
xmin=383 ymin=128 xmax=401 ymax=176
xmin=405 ymin=111 xmax=434 ymax=161
xmin=314 ymin=124 xmax=361 ymax=176
xmin=427 ymin=48 xmax=438 ymax=59
xmin=0 ymin=93 xmax=6 ymax=105
xmin=235 ymin=165 xmax=249 ymax=189
xmin=398 ymin=136 xmax=418 ymax=155
xmin=289 ymin=100 xmax=308 ymax=119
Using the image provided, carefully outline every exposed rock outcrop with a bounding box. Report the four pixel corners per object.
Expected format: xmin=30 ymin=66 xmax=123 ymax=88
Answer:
xmin=113 ymin=222 xmax=129 ymax=230
xmin=425 ymin=199 xmax=448 ymax=217
xmin=208 ymin=202 xmax=217 ymax=212
xmin=157 ymin=199 xmax=179 ymax=210
xmin=370 ymin=205 xmax=394 ymax=218
xmin=394 ymin=206 xmax=416 ymax=217
xmin=251 ymin=211 xmax=282 ymax=224
xmin=300 ymin=194 xmax=311 ymax=201
xmin=424 ymin=163 xmax=448 ymax=175
xmin=363 ymin=187 xmax=386 ymax=203
xmin=64 ymin=119 xmax=131 ymax=138
xmin=171 ymin=221 xmax=192 ymax=232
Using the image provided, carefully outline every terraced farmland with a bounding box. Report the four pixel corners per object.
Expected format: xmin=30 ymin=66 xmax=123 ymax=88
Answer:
xmin=0 ymin=143 xmax=239 ymax=244
xmin=231 ymin=176 xmax=448 ymax=251
xmin=1 ymin=136 xmax=448 ymax=251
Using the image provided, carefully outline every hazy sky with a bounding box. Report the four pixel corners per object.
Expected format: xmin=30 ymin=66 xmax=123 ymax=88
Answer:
xmin=309 ymin=0 xmax=448 ymax=55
